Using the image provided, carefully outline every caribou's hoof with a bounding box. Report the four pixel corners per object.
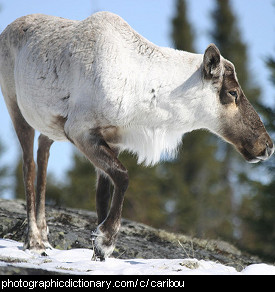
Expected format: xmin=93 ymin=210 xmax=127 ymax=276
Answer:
xmin=91 ymin=228 xmax=116 ymax=261
xmin=91 ymin=244 xmax=106 ymax=262
xmin=43 ymin=240 xmax=53 ymax=250
xmin=23 ymin=238 xmax=46 ymax=255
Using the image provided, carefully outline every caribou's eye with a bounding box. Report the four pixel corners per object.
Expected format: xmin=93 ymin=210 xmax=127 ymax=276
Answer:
xmin=229 ymin=90 xmax=238 ymax=103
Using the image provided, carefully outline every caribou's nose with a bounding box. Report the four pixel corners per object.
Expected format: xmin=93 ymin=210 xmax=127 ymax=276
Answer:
xmin=257 ymin=141 xmax=274 ymax=161
xmin=267 ymin=142 xmax=274 ymax=157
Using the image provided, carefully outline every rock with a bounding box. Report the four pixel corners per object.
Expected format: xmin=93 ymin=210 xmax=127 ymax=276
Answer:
xmin=0 ymin=198 xmax=261 ymax=274
xmin=0 ymin=265 xmax=68 ymax=275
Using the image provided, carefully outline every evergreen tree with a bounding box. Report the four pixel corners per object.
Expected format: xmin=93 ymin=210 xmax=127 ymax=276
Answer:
xmin=120 ymin=153 xmax=169 ymax=226
xmin=61 ymin=150 xmax=96 ymax=210
xmin=168 ymin=0 xmax=234 ymax=239
xmin=210 ymin=0 xmax=263 ymax=242
xmin=163 ymin=136 xmax=233 ymax=238
xmin=171 ymin=0 xmax=195 ymax=52
xmin=210 ymin=0 xmax=275 ymax=261
xmin=258 ymin=57 xmax=275 ymax=134
xmin=210 ymin=0 xmax=261 ymax=103
xmin=237 ymin=47 xmax=275 ymax=261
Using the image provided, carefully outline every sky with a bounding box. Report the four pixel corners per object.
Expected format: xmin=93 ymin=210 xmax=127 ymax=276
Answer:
xmin=0 ymin=0 xmax=274 ymax=196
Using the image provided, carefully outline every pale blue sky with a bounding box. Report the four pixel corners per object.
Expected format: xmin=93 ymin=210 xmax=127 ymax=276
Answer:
xmin=0 ymin=0 xmax=274 ymax=196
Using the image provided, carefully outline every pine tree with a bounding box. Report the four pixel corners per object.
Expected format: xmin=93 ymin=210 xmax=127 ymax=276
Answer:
xmin=168 ymin=0 xmax=234 ymax=239
xmin=210 ymin=0 xmax=264 ymax=240
xmin=171 ymin=0 xmax=195 ymax=52
xmin=237 ymin=47 xmax=275 ymax=261
xmin=210 ymin=0 xmax=261 ymax=103
xmin=61 ymin=150 xmax=96 ymax=210
xmin=259 ymin=57 xmax=275 ymax=133
xmin=210 ymin=0 xmax=275 ymax=258
xmin=120 ymin=153 xmax=169 ymax=226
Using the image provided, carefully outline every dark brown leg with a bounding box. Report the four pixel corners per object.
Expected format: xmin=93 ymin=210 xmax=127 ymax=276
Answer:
xmin=71 ymin=129 xmax=128 ymax=260
xmin=9 ymin=102 xmax=44 ymax=251
xmin=36 ymin=134 xmax=54 ymax=248
xmin=96 ymin=170 xmax=112 ymax=225
xmin=96 ymin=148 xmax=119 ymax=225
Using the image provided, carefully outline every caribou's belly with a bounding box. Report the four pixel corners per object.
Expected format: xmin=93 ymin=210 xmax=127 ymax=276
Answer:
xmin=16 ymin=92 xmax=68 ymax=141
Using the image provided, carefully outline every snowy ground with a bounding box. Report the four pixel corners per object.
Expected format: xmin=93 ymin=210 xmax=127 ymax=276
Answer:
xmin=0 ymin=238 xmax=275 ymax=275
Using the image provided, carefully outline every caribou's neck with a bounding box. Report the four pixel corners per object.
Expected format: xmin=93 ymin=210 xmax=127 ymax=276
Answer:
xmin=135 ymin=48 xmax=215 ymax=133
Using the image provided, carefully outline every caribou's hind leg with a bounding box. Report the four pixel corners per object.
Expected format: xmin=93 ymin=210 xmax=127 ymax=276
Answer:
xmin=7 ymin=101 xmax=45 ymax=251
xmin=36 ymin=134 xmax=54 ymax=248
xmin=70 ymin=128 xmax=129 ymax=261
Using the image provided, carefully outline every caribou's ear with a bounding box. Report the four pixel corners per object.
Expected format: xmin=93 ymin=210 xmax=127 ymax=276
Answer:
xmin=203 ymin=43 xmax=221 ymax=79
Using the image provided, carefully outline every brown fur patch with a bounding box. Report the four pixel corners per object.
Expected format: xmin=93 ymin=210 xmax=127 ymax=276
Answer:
xmin=217 ymin=60 xmax=273 ymax=161
xmin=100 ymin=126 xmax=121 ymax=144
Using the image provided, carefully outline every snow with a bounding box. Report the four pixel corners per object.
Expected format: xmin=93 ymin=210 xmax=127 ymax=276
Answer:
xmin=0 ymin=238 xmax=275 ymax=275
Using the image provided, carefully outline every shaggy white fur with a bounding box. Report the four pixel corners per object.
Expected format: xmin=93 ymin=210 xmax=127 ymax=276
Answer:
xmin=1 ymin=12 xmax=271 ymax=166
xmin=1 ymin=12 xmax=221 ymax=165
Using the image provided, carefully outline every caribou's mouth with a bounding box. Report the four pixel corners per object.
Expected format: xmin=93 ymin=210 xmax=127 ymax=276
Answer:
xmin=256 ymin=144 xmax=275 ymax=162
xmin=247 ymin=157 xmax=261 ymax=164
xmin=243 ymin=143 xmax=274 ymax=164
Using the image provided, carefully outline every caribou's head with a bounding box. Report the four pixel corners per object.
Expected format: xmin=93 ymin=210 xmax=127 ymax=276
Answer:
xmin=203 ymin=43 xmax=274 ymax=163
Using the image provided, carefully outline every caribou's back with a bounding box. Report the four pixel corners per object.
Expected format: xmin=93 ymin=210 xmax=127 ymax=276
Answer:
xmin=0 ymin=12 xmax=199 ymax=162
xmin=0 ymin=14 xmax=79 ymax=140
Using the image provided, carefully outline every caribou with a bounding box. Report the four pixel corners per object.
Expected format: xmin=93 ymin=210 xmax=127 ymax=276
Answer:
xmin=0 ymin=12 xmax=273 ymax=261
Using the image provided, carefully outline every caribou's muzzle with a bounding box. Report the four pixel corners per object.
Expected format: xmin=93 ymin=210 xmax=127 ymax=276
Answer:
xmin=241 ymin=133 xmax=274 ymax=164
xmin=255 ymin=142 xmax=274 ymax=162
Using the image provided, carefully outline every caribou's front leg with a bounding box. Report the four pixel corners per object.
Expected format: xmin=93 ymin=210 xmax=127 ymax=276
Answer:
xmin=36 ymin=134 xmax=54 ymax=249
xmin=96 ymin=170 xmax=112 ymax=225
xmin=96 ymin=148 xmax=119 ymax=225
xmin=70 ymin=129 xmax=129 ymax=261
